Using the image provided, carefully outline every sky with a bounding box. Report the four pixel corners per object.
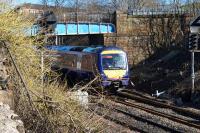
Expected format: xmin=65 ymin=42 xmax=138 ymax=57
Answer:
xmin=13 ymin=0 xmax=41 ymax=5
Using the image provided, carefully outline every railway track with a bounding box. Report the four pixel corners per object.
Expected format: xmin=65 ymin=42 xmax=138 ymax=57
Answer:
xmin=117 ymin=89 xmax=200 ymax=119
xmin=94 ymin=103 xmax=181 ymax=133
xmin=90 ymin=96 xmax=197 ymax=132
xmin=91 ymin=108 xmax=147 ymax=133
xmin=105 ymin=90 xmax=200 ymax=130
xmin=110 ymin=97 xmax=200 ymax=129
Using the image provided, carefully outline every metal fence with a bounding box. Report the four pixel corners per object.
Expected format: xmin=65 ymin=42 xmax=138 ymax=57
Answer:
xmin=127 ymin=5 xmax=200 ymax=16
xmin=55 ymin=11 xmax=114 ymax=23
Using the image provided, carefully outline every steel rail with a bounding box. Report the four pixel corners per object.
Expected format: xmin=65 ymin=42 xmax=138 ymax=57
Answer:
xmin=96 ymin=103 xmax=181 ymax=133
xmin=109 ymin=96 xmax=200 ymax=130
xmin=91 ymin=108 xmax=147 ymax=133
xmin=117 ymin=89 xmax=200 ymax=119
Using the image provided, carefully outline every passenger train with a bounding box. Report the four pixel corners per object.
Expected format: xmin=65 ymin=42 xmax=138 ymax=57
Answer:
xmin=46 ymin=45 xmax=129 ymax=89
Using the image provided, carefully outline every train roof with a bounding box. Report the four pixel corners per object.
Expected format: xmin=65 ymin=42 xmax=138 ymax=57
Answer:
xmin=45 ymin=45 xmax=124 ymax=54
xmin=101 ymin=46 xmax=123 ymax=51
xmin=45 ymin=45 xmax=86 ymax=52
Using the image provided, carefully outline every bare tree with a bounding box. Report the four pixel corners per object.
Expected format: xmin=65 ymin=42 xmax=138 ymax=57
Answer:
xmin=108 ymin=0 xmax=158 ymax=11
xmin=0 ymin=0 xmax=12 ymax=3
xmin=40 ymin=0 xmax=49 ymax=6
xmin=40 ymin=0 xmax=75 ymax=9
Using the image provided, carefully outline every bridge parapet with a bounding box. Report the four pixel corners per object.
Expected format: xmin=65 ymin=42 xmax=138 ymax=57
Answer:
xmin=55 ymin=11 xmax=114 ymax=23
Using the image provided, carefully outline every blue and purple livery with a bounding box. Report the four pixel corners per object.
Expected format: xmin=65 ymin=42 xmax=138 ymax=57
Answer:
xmin=46 ymin=45 xmax=129 ymax=88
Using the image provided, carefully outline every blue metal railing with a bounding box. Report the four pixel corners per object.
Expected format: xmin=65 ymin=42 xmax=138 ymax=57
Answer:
xmin=28 ymin=22 xmax=116 ymax=36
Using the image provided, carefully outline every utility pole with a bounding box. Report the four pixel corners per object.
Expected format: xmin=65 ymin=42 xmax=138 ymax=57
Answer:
xmin=76 ymin=0 xmax=78 ymax=22
xmin=41 ymin=51 xmax=44 ymax=88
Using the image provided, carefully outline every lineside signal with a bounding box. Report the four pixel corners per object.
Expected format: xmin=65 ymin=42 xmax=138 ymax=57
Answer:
xmin=189 ymin=33 xmax=198 ymax=50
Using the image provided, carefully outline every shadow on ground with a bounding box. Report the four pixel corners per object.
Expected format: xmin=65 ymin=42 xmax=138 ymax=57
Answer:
xmin=130 ymin=46 xmax=200 ymax=108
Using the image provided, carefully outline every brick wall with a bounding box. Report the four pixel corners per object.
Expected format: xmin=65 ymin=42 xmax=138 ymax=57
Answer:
xmin=104 ymin=11 xmax=189 ymax=66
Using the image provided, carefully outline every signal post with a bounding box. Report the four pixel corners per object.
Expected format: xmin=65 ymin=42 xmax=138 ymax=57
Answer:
xmin=189 ymin=16 xmax=200 ymax=100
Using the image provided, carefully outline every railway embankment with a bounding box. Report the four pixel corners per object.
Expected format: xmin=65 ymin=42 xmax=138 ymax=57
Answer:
xmin=132 ymin=49 xmax=200 ymax=107
xmin=0 ymin=46 xmax=25 ymax=133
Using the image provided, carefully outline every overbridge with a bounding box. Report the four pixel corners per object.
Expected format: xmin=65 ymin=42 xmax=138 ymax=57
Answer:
xmin=29 ymin=22 xmax=115 ymax=36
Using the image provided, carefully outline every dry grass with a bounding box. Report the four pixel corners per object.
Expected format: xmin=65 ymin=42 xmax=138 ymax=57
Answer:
xmin=0 ymin=3 xmax=107 ymax=133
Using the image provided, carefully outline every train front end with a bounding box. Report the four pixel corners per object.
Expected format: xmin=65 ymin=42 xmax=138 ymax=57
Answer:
xmin=99 ymin=47 xmax=129 ymax=88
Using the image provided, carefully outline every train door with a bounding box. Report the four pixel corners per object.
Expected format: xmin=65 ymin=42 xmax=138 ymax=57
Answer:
xmin=77 ymin=54 xmax=82 ymax=71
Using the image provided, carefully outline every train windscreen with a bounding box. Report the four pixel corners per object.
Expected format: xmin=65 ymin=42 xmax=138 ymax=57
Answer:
xmin=102 ymin=54 xmax=127 ymax=70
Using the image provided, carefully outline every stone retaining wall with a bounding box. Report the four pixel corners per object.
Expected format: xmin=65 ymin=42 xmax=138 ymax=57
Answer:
xmin=104 ymin=11 xmax=189 ymax=65
xmin=0 ymin=45 xmax=25 ymax=133
xmin=0 ymin=103 xmax=24 ymax=133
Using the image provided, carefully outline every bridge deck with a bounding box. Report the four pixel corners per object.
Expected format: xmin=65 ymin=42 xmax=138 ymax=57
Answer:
xmin=29 ymin=22 xmax=115 ymax=36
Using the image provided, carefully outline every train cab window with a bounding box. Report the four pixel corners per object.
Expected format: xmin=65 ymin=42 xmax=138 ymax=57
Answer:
xmin=102 ymin=54 xmax=127 ymax=70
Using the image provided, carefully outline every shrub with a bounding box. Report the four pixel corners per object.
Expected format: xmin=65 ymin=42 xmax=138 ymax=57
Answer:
xmin=0 ymin=3 xmax=105 ymax=132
